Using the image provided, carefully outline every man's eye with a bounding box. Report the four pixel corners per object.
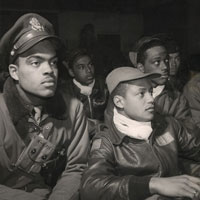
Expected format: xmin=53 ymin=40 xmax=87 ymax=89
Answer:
xmin=51 ymin=59 xmax=58 ymax=66
xmin=165 ymin=59 xmax=169 ymax=63
xmin=77 ymin=65 xmax=85 ymax=70
xmin=89 ymin=62 xmax=94 ymax=67
xmin=154 ymin=61 xmax=160 ymax=66
xmin=139 ymin=92 xmax=144 ymax=97
xmin=31 ymin=61 xmax=40 ymax=67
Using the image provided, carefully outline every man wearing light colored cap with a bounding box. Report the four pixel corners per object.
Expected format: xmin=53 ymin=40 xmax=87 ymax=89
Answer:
xmin=80 ymin=67 xmax=200 ymax=200
xmin=0 ymin=13 xmax=89 ymax=200
xmin=105 ymin=36 xmax=191 ymax=125
xmin=105 ymin=36 xmax=199 ymax=177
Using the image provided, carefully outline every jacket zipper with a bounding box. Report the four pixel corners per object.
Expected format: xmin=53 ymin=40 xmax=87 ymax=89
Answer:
xmin=88 ymin=96 xmax=93 ymax=118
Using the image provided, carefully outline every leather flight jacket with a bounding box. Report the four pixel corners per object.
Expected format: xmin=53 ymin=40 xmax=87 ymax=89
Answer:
xmin=81 ymin=115 xmax=200 ymax=200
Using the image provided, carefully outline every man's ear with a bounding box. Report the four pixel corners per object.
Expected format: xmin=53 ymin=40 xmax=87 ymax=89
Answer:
xmin=113 ymin=95 xmax=125 ymax=109
xmin=137 ymin=63 xmax=145 ymax=73
xmin=62 ymin=61 xmax=75 ymax=77
xmin=8 ymin=64 xmax=19 ymax=81
xmin=68 ymin=68 xmax=75 ymax=77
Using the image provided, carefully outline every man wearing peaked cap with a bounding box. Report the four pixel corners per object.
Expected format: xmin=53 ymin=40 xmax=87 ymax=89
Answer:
xmin=80 ymin=66 xmax=200 ymax=200
xmin=105 ymin=66 xmax=160 ymax=94
xmin=0 ymin=13 xmax=89 ymax=200
xmin=0 ymin=13 xmax=62 ymax=68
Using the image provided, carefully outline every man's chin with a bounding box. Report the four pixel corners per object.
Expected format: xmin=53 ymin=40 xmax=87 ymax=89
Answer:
xmin=39 ymin=90 xmax=56 ymax=98
xmin=155 ymin=78 xmax=168 ymax=85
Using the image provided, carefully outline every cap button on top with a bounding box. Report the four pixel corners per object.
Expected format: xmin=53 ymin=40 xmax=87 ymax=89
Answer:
xmin=42 ymin=155 xmax=47 ymax=160
xmin=31 ymin=148 xmax=36 ymax=154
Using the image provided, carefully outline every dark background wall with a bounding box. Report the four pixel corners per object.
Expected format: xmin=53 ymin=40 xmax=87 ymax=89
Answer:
xmin=0 ymin=0 xmax=200 ymax=62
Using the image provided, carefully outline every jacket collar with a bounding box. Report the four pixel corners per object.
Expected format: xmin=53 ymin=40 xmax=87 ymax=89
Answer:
xmin=109 ymin=113 xmax=168 ymax=145
xmin=158 ymin=81 xmax=178 ymax=99
xmin=3 ymin=77 xmax=68 ymax=125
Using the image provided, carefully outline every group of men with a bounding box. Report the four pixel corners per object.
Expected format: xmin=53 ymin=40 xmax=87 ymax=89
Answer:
xmin=0 ymin=13 xmax=199 ymax=200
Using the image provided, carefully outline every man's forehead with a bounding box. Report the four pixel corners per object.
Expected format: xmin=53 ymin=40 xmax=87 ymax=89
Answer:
xmin=169 ymin=52 xmax=180 ymax=57
xmin=75 ymin=55 xmax=91 ymax=63
xmin=145 ymin=46 xmax=167 ymax=58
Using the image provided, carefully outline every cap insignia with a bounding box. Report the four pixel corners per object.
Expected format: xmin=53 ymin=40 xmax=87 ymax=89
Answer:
xmin=29 ymin=17 xmax=45 ymax=32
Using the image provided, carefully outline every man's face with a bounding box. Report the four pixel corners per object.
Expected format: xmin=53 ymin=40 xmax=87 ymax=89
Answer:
xmin=72 ymin=55 xmax=95 ymax=86
xmin=120 ymin=78 xmax=154 ymax=122
xmin=15 ymin=51 xmax=58 ymax=99
xmin=169 ymin=52 xmax=180 ymax=76
xmin=143 ymin=46 xmax=169 ymax=85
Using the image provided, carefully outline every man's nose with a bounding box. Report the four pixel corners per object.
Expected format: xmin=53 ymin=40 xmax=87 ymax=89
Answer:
xmin=147 ymin=92 xmax=154 ymax=103
xmin=86 ymin=65 xmax=92 ymax=73
xmin=161 ymin=61 xmax=168 ymax=71
xmin=43 ymin=62 xmax=54 ymax=74
xmin=170 ymin=58 xmax=176 ymax=66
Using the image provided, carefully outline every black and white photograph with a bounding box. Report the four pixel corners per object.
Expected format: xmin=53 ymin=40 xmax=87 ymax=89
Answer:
xmin=0 ymin=0 xmax=199 ymax=199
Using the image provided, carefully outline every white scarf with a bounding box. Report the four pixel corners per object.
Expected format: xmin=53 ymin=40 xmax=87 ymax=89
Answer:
xmin=153 ymin=85 xmax=165 ymax=99
xmin=113 ymin=107 xmax=152 ymax=140
xmin=73 ymin=79 xmax=95 ymax=96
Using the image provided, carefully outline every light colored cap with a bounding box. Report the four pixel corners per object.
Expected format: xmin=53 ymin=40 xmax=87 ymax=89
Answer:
xmin=106 ymin=66 xmax=160 ymax=93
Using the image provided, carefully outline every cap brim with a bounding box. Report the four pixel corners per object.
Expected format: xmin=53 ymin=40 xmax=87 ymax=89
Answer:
xmin=121 ymin=72 xmax=161 ymax=83
xmin=143 ymin=72 xmax=161 ymax=80
xmin=17 ymin=35 xmax=62 ymax=54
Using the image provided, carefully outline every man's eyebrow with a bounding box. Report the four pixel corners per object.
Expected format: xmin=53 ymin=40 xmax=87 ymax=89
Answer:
xmin=136 ymin=86 xmax=147 ymax=91
xmin=27 ymin=55 xmax=58 ymax=60
xmin=27 ymin=55 xmax=43 ymax=60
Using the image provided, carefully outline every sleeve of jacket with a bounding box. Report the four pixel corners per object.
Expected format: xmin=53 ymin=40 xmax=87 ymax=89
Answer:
xmin=49 ymin=98 xmax=90 ymax=200
xmin=183 ymin=81 xmax=200 ymax=128
xmin=0 ymin=184 xmax=48 ymax=200
xmin=156 ymin=91 xmax=191 ymax=121
xmin=171 ymin=117 xmax=200 ymax=176
xmin=171 ymin=117 xmax=200 ymax=162
xmin=80 ymin=134 xmax=152 ymax=200
xmin=171 ymin=93 xmax=191 ymax=120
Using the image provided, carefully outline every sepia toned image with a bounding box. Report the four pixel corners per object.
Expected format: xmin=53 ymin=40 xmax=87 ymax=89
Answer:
xmin=0 ymin=0 xmax=199 ymax=199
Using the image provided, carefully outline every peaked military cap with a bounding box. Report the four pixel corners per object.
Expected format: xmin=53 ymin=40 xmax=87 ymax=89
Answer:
xmin=0 ymin=13 xmax=62 ymax=68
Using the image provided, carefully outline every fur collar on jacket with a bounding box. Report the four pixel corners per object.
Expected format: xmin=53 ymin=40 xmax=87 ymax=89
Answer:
xmin=3 ymin=77 xmax=68 ymax=126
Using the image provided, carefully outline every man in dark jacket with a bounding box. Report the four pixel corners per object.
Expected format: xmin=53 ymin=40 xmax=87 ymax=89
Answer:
xmin=62 ymin=48 xmax=108 ymax=138
xmin=133 ymin=36 xmax=191 ymax=119
xmin=81 ymin=67 xmax=200 ymax=200
xmin=0 ymin=13 xmax=89 ymax=200
xmin=105 ymin=36 xmax=190 ymax=123
xmin=105 ymin=36 xmax=198 ymax=176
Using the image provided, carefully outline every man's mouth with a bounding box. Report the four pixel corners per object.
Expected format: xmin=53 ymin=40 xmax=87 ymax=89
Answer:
xmin=161 ymin=73 xmax=168 ymax=78
xmin=42 ymin=78 xmax=56 ymax=86
xmin=146 ymin=107 xmax=154 ymax=112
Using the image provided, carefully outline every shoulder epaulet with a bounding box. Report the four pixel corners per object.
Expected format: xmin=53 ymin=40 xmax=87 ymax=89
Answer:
xmin=91 ymin=123 xmax=109 ymax=151
xmin=96 ymin=123 xmax=108 ymax=133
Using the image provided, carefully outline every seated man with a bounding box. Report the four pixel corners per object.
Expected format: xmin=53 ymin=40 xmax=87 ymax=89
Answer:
xmin=128 ymin=36 xmax=190 ymax=120
xmin=106 ymin=37 xmax=199 ymax=176
xmin=62 ymin=48 xmax=108 ymax=138
xmin=81 ymin=67 xmax=200 ymax=200
xmin=183 ymin=54 xmax=200 ymax=128
xmin=0 ymin=13 xmax=89 ymax=200
xmin=106 ymin=37 xmax=190 ymax=125
xmin=153 ymin=33 xmax=188 ymax=92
